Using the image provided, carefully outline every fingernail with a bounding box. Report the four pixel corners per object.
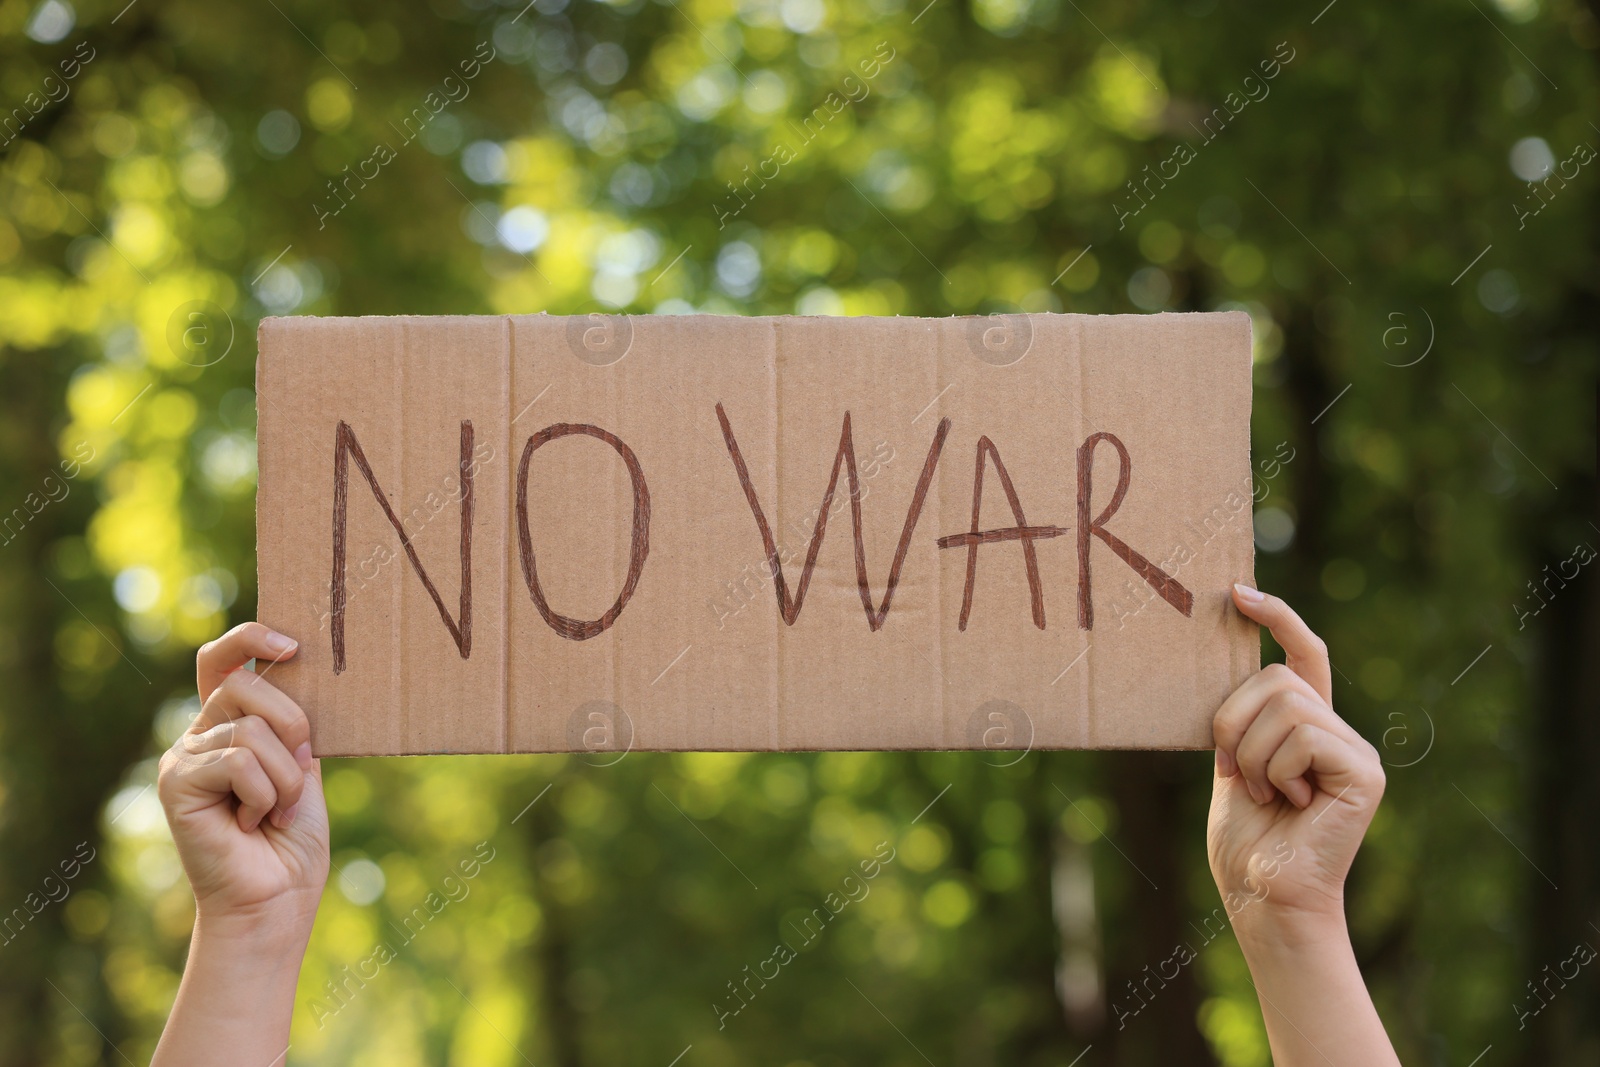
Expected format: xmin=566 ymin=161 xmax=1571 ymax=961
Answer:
xmin=282 ymin=803 xmax=299 ymax=825
xmin=265 ymin=631 xmax=297 ymax=655
xmin=1215 ymin=748 xmax=1237 ymax=777
xmin=294 ymin=742 xmax=312 ymax=770
xmin=1234 ymin=583 xmax=1264 ymax=603
xmin=1247 ymin=781 xmax=1269 ymax=805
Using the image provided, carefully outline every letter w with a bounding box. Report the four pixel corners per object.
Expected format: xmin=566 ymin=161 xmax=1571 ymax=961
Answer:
xmin=716 ymin=403 xmax=949 ymax=630
xmin=331 ymin=421 xmax=473 ymax=673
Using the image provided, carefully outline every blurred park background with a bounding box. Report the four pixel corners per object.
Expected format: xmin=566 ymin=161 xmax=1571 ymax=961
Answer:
xmin=1 ymin=0 xmax=1597 ymax=1064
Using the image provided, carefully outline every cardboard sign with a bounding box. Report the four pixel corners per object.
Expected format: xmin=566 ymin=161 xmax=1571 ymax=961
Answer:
xmin=256 ymin=312 xmax=1257 ymax=757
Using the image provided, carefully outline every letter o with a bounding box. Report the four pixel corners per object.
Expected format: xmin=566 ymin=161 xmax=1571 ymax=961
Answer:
xmin=517 ymin=424 xmax=650 ymax=640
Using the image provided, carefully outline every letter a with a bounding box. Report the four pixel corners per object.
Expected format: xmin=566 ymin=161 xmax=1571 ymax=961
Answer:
xmin=935 ymin=437 xmax=1068 ymax=629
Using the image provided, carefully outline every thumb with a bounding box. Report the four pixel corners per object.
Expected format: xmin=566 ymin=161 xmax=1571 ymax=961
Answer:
xmin=1231 ymin=585 xmax=1334 ymax=705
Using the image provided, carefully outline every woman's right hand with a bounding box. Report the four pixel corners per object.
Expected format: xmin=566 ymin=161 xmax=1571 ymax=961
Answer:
xmin=158 ymin=622 xmax=329 ymax=933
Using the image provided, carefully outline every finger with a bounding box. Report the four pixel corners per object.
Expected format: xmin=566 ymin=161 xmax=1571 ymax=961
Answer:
xmin=180 ymin=717 xmax=307 ymax=824
xmin=1265 ymin=722 xmax=1383 ymax=815
xmin=1234 ymin=689 xmax=1320 ymax=805
xmin=1231 ymin=585 xmax=1333 ymax=704
xmin=164 ymin=745 xmax=279 ymax=833
xmin=197 ymin=622 xmax=299 ymax=704
xmin=1214 ymin=662 xmax=1320 ymax=763
xmin=1266 ymin=730 xmax=1318 ymax=809
xmin=193 ymin=670 xmax=313 ymax=770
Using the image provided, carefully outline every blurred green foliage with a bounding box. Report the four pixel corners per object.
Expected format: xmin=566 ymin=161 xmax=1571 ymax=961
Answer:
xmin=0 ymin=0 xmax=1596 ymax=1064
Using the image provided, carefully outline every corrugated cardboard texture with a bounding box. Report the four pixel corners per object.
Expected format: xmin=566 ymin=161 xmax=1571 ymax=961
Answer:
xmin=256 ymin=312 xmax=1257 ymax=756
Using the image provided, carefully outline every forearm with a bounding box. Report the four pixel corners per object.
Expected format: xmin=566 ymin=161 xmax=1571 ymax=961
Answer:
xmin=152 ymin=913 xmax=312 ymax=1067
xmin=1235 ymin=911 xmax=1399 ymax=1067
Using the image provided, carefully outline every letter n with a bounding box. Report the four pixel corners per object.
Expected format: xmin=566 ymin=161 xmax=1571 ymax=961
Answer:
xmin=331 ymin=420 xmax=473 ymax=673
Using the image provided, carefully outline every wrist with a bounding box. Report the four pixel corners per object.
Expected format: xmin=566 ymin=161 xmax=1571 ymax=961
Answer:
xmin=193 ymin=893 xmax=320 ymax=959
xmin=1233 ymin=900 xmax=1350 ymax=956
xmin=156 ymin=898 xmax=314 ymax=1067
xmin=181 ymin=910 xmax=313 ymax=1021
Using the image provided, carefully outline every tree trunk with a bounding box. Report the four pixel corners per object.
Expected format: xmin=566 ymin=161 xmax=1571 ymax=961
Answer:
xmin=1097 ymin=751 xmax=1217 ymax=1066
xmin=0 ymin=353 xmax=156 ymax=1066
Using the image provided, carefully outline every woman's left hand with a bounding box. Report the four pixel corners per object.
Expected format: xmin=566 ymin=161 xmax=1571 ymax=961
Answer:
xmin=1207 ymin=585 xmax=1386 ymax=931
